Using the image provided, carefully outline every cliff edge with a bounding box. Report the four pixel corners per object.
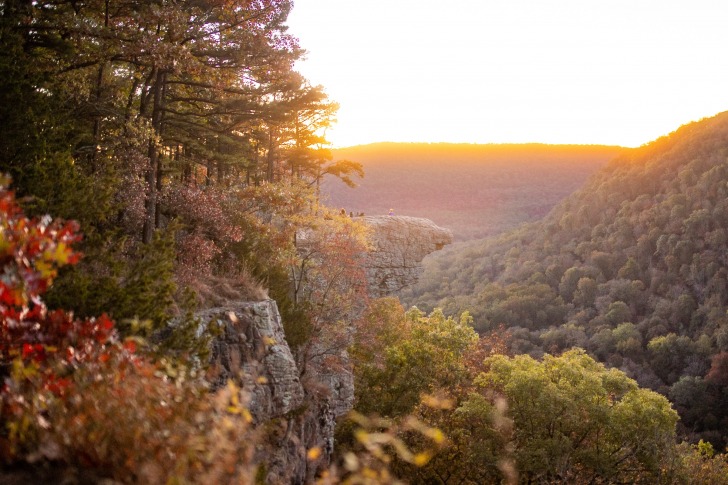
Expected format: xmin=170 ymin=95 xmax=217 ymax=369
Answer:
xmin=362 ymin=215 xmax=453 ymax=297
xmin=195 ymin=215 xmax=452 ymax=483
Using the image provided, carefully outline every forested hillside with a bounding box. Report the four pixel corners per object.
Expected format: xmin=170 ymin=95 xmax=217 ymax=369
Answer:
xmin=0 ymin=2 xmax=368 ymax=482
xmin=322 ymin=143 xmax=623 ymax=240
xmin=0 ymin=0 xmax=364 ymax=326
xmin=404 ymin=111 xmax=728 ymax=447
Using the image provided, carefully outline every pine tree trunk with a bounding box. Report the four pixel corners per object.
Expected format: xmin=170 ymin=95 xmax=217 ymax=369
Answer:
xmin=267 ymin=127 xmax=276 ymax=182
xmin=142 ymin=69 xmax=166 ymax=244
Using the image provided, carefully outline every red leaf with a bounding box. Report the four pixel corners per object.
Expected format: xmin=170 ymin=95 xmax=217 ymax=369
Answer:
xmin=123 ymin=340 xmax=137 ymax=354
xmin=21 ymin=343 xmax=33 ymax=360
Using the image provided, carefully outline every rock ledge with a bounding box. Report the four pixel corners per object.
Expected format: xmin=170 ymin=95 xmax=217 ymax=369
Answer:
xmin=362 ymin=215 xmax=453 ymax=297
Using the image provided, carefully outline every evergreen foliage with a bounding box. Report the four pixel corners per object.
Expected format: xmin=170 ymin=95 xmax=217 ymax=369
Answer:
xmin=7 ymin=1 xmax=728 ymax=481
xmin=0 ymin=0 xmax=362 ymax=348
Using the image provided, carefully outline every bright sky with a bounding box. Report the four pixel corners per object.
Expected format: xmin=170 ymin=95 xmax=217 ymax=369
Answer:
xmin=286 ymin=0 xmax=728 ymax=148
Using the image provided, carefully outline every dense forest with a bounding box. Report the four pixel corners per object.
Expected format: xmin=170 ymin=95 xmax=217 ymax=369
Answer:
xmin=0 ymin=1 xmax=369 ymax=482
xmin=0 ymin=0 xmax=371 ymax=338
xmin=2 ymin=1 xmax=728 ymax=483
xmin=323 ymin=143 xmax=622 ymax=240
xmin=404 ymin=111 xmax=728 ymax=451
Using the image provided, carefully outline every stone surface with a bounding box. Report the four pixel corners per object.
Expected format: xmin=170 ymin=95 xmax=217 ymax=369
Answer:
xmin=198 ymin=300 xmax=350 ymax=484
xmin=198 ymin=299 xmax=304 ymax=421
xmin=362 ymin=215 xmax=453 ymax=297
xmin=310 ymin=349 xmax=355 ymax=418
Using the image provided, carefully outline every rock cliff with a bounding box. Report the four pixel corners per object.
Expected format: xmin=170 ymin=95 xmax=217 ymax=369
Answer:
xmin=362 ymin=215 xmax=453 ymax=297
xmin=197 ymin=299 xmax=347 ymax=483
xmin=199 ymin=300 xmax=303 ymax=421
xmin=199 ymin=216 xmax=452 ymax=483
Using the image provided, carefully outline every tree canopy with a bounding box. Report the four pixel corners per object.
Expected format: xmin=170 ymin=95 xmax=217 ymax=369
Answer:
xmin=405 ymin=111 xmax=728 ymax=447
xmin=0 ymin=0 xmax=363 ymax=334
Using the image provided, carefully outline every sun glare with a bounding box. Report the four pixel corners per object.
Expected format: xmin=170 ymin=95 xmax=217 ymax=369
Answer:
xmin=287 ymin=0 xmax=728 ymax=148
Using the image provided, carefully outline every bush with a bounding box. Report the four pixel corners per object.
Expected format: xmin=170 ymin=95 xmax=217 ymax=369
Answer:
xmin=0 ymin=179 xmax=257 ymax=483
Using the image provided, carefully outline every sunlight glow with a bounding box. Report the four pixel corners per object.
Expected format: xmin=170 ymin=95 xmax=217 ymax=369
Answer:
xmin=286 ymin=0 xmax=728 ymax=148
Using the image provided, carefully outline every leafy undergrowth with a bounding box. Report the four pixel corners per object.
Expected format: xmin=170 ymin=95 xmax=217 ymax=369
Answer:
xmin=0 ymin=179 xmax=256 ymax=483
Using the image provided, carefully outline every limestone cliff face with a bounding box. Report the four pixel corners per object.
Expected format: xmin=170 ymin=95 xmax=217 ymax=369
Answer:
xmin=198 ymin=300 xmax=344 ymax=483
xmin=362 ymin=215 xmax=453 ymax=297
xmin=198 ymin=216 xmax=451 ymax=483
xmin=198 ymin=300 xmax=303 ymax=421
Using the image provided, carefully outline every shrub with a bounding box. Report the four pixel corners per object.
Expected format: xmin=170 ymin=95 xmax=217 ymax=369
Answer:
xmin=0 ymin=178 xmax=257 ymax=483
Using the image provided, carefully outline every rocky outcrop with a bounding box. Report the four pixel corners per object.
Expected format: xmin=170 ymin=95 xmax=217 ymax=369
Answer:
xmin=198 ymin=300 xmax=350 ymax=484
xmin=196 ymin=216 xmax=451 ymax=483
xmin=199 ymin=299 xmax=303 ymax=421
xmin=362 ymin=215 xmax=453 ymax=297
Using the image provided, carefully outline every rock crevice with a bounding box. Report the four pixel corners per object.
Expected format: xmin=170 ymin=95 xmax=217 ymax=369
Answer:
xmin=199 ymin=299 xmax=304 ymax=422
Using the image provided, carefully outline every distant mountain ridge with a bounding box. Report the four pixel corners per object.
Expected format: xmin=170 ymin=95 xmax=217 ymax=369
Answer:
xmin=322 ymin=143 xmax=625 ymax=241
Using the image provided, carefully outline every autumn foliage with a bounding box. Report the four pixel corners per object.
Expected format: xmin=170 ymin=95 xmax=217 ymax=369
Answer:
xmin=0 ymin=178 xmax=121 ymax=375
xmin=0 ymin=180 xmax=256 ymax=483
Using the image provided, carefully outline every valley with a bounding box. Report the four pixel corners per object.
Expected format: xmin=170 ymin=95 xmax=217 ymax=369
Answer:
xmin=399 ymin=112 xmax=728 ymax=450
xmin=323 ymin=143 xmax=624 ymax=240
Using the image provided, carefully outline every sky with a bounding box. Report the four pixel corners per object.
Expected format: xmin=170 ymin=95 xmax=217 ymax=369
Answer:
xmin=286 ymin=0 xmax=728 ymax=148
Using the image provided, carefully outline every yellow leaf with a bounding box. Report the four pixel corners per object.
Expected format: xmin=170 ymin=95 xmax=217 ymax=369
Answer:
xmin=343 ymin=452 xmax=359 ymax=471
xmin=425 ymin=428 xmax=446 ymax=444
xmin=54 ymin=243 xmax=69 ymax=264
xmin=362 ymin=468 xmax=377 ymax=479
xmin=354 ymin=429 xmax=370 ymax=445
xmin=307 ymin=447 xmax=321 ymax=460
xmin=413 ymin=452 xmax=432 ymax=466
xmin=35 ymin=260 xmax=55 ymax=279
